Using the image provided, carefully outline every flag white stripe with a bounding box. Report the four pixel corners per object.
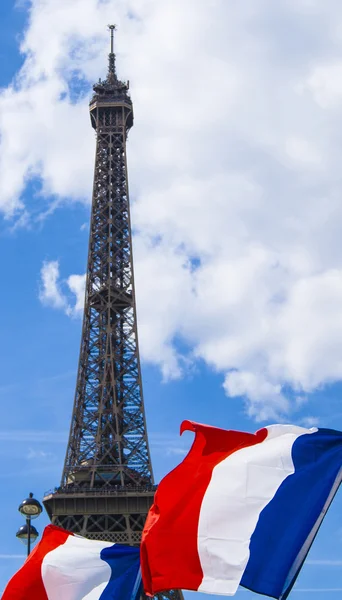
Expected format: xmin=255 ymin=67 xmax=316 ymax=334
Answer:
xmin=41 ymin=535 xmax=114 ymax=600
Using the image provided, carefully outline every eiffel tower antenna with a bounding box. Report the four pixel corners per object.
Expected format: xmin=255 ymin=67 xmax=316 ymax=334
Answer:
xmin=108 ymin=24 xmax=116 ymax=76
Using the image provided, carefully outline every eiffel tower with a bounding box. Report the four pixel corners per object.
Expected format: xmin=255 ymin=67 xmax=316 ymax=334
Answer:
xmin=43 ymin=26 xmax=183 ymax=600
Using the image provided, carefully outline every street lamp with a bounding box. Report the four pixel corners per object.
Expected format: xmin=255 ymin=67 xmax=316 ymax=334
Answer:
xmin=16 ymin=493 xmax=43 ymax=556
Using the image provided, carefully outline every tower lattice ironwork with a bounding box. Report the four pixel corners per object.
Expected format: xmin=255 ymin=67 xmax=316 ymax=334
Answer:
xmin=43 ymin=26 xmax=183 ymax=600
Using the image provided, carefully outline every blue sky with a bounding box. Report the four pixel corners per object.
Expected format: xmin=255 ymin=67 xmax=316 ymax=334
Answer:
xmin=1 ymin=0 xmax=342 ymax=598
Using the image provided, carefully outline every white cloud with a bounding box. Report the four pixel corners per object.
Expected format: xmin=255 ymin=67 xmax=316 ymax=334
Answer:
xmin=223 ymin=371 xmax=289 ymax=422
xmin=149 ymin=433 xmax=189 ymax=458
xmin=39 ymin=260 xmax=66 ymax=309
xmin=66 ymin=274 xmax=86 ymax=315
xmin=301 ymin=416 xmax=319 ymax=428
xmin=39 ymin=260 xmax=85 ymax=316
xmin=27 ymin=448 xmax=53 ymax=460
xmin=8 ymin=0 xmax=342 ymax=419
xmin=305 ymin=62 xmax=342 ymax=109
xmin=134 ymin=237 xmax=193 ymax=379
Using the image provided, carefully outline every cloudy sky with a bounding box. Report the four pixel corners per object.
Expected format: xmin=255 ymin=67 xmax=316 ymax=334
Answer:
xmin=1 ymin=0 xmax=342 ymax=597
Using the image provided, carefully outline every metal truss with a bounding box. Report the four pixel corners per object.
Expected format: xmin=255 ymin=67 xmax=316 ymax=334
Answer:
xmin=53 ymin=512 xmax=148 ymax=544
xmin=43 ymin=29 xmax=184 ymax=600
xmin=62 ymin=70 xmax=152 ymax=491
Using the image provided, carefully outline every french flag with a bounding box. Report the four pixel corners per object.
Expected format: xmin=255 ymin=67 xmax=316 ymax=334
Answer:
xmin=2 ymin=525 xmax=142 ymax=600
xmin=141 ymin=421 xmax=342 ymax=599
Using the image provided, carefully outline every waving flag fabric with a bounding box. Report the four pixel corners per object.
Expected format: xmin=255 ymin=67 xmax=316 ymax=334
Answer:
xmin=2 ymin=525 xmax=142 ymax=600
xmin=141 ymin=421 xmax=342 ymax=599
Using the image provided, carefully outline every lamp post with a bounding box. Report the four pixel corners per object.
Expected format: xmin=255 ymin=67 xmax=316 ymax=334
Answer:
xmin=16 ymin=493 xmax=43 ymax=556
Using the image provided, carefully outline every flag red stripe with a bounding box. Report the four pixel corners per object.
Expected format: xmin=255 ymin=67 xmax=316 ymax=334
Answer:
xmin=2 ymin=526 xmax=71 ymax=600
xmin=141 ymin=421 xmax=267 ymax=595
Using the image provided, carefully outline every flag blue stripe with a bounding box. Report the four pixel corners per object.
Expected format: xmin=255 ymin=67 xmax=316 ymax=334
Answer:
xmin=241 ymin=429 xmax=342 ymax=599
xmin=99 ymin=544 xmax=142 ymax=600
xmin=280 ymin=465 xmax=342 ymax=600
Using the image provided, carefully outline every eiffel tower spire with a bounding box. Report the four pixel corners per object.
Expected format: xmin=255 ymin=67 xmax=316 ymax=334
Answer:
xmin=108 ymin=24 xmax=116 ymax=79
xmin=43 ymin=27 xmax=183 ymax=600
